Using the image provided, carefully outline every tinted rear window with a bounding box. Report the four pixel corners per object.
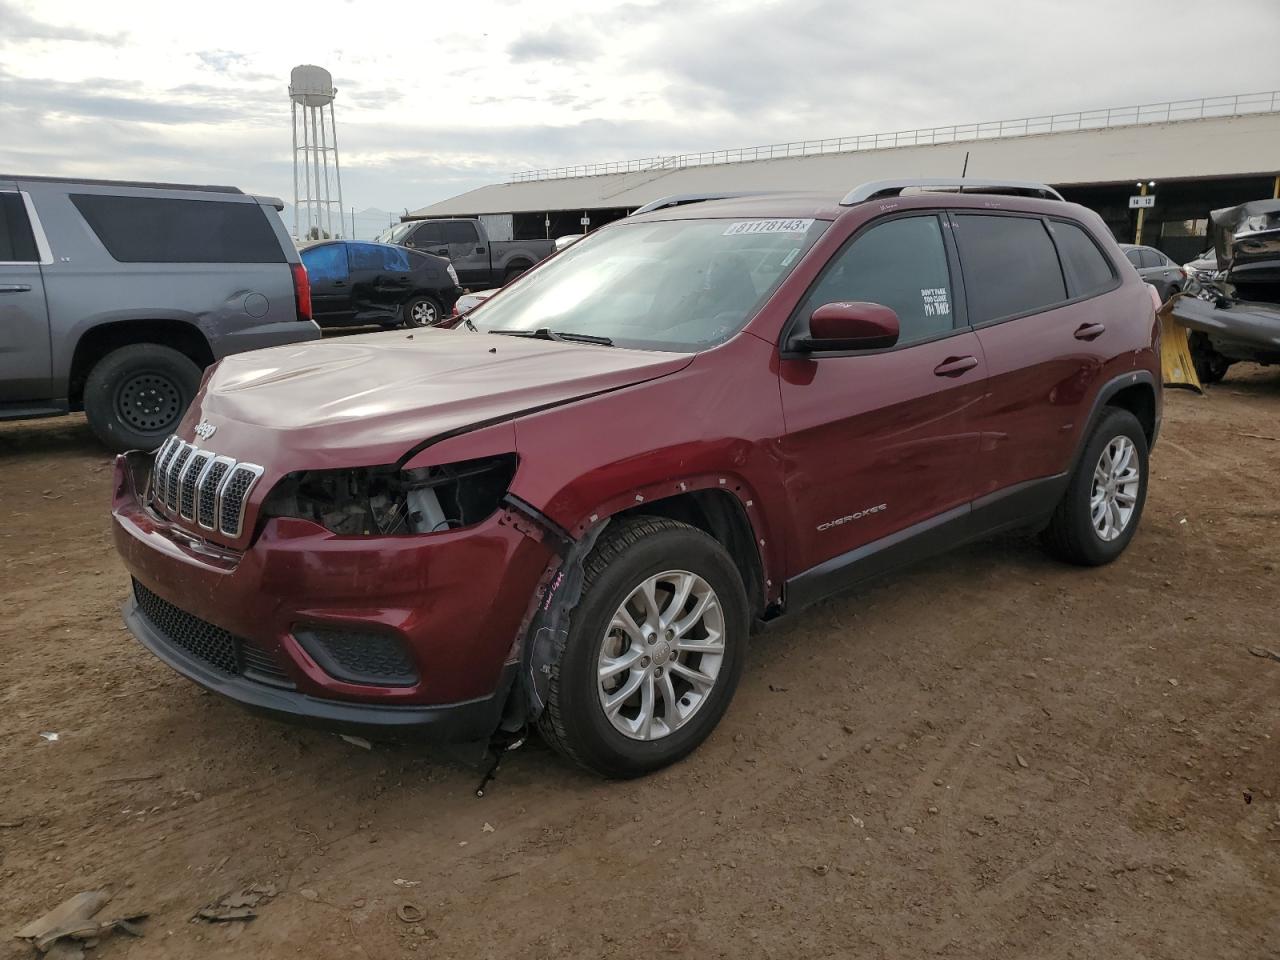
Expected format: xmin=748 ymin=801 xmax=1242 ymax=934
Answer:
xmin=71 ymin=194 xmax=284 ymax=263
xmin=0 ymin=193 xmax=39 ymax=262
xmin=1049 ymin=221 xmax=1116 ymax=298
xmin=954 ymin=215 xmax=1067 ymax=323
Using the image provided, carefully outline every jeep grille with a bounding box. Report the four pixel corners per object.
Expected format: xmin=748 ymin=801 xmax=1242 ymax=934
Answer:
xmin=150 ymin=436 xmax=264 ymax=539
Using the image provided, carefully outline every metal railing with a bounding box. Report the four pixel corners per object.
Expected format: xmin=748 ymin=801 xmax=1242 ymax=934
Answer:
xmin=508 ymin=91 xmax=1280 ymax=184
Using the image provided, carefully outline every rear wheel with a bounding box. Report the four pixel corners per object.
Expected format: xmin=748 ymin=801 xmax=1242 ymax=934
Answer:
xmin=83 ymin=344 xmax=201 ymax=452
xmin=1190 ymin=332 xmax=1231 ymax=384
xmin=403 ymin=295 xmax=442 ymax=327
xmin=537 ymin=516 xmax=749 ymax=778
xmin=1041 ymin=407 xmax=1148 ymax=566
xmin=503 ymin=262 xmax=530 ymax=284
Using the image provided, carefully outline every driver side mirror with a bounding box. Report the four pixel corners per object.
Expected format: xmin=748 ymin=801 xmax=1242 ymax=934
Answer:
xmin=791 ymin=301 xmax=899 ymax=353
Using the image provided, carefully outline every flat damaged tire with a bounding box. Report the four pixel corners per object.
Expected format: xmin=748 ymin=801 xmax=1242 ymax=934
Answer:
xmin=536 ymin=516 xmax=749 ymax=779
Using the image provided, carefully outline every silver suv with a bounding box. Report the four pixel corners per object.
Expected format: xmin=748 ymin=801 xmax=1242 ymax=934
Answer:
xmin=0 ymin=175 xmax=320 ymax=451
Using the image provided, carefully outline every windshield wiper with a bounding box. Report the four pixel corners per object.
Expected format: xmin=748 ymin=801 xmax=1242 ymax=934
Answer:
xmin=487 ymin=327 xmax=613 ymax=346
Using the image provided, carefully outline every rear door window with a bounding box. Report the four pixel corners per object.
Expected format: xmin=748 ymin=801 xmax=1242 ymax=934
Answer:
xmin=953 ymin=215 xmax=1067 ymax=323
xmin=444 ymin=221 xmax=478 ymax=245
xmin=70 ymin=194 xmax=284 ymax=263
xmin=1125 ymin=249 xmax=1143 ymax=268
xmin=796 ymin=214 xmax=955 ymax=346
xmin=1139 ymin=248 xmax=1163 ymax=269
xmin=300 ymin=244 xmax=348 ymax=283
xmin=348 ymin=243 xmax=389 ymax=272
xmin=0 ymin=193 xmax=39 ymax=262
xmin=1048 ymin=220 xmax=1116 ymax=298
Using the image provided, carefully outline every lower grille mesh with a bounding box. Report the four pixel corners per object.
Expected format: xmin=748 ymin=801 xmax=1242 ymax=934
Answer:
xmin=131 ymin=580 xmax=293 ymax=688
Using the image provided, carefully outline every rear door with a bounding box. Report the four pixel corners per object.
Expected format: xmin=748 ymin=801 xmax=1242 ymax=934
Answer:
xmin=959 ymin=213 xmax=1120 ymax=499
xmin=779 ymin=212 xmax=987 ymax=578
xmin=443 ymin=221 xmax=488 ymax=286
xmin=0 ymin=189 xmax=53 ymax=402
xmin=300 ymin=243 xmax=353 ymax=326
xmin=347 ymin=243 xmax=410 ymax=325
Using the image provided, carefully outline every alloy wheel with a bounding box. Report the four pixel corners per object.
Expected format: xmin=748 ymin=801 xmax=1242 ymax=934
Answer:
xmin=409 ymin=300 xmax=438 ymax=326
xmin=1090 ymin=435 xmax=1140 ymax=541
xmin=596 ymin=570 xmax=725 ymax=741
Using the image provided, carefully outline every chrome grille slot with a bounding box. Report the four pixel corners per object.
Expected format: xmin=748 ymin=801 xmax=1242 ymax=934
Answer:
xmin=149 ymin=435 xmax=264 ymax=541
xmin=218 ymin=465 xmax=263 ymax=538
xmin=180 ymin=451 xmax=212 ymax=521
xmin=165 ymin=444 xmax=192 ymax=511
xmin=198 ymin=459 xmax=232 ymax=529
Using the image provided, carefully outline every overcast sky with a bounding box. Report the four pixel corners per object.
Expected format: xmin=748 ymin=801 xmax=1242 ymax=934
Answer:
xmin=3 ymin=0 xmax=1279 ymax=215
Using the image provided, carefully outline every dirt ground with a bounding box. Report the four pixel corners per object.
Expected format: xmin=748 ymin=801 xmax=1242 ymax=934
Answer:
xmin=1 ymin=370 xmax=1278 ymax=960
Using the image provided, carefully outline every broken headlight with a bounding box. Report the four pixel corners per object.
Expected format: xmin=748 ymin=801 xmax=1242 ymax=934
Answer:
xmin=260 ymin=454 xmax=517 ymax=536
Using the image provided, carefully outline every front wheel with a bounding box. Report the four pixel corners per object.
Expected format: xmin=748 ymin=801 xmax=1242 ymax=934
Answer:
xmin=83 ymin=344 xmax=202 ymax=452
xmin=537 ymin=516 xmax=749 ymax=778
xmin=403 ymin=295 xmax=443 ymax=327
xmin=1041 ymin=407 xmax=1149 ymax=566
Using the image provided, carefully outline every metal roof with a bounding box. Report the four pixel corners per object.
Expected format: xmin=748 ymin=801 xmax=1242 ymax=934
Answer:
xmin=410 ymin=110 xmax=1280 ymax=219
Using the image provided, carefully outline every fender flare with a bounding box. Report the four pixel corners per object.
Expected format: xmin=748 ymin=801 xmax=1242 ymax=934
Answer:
xmin=1072 ymin=369 xmax=1157 ymax=464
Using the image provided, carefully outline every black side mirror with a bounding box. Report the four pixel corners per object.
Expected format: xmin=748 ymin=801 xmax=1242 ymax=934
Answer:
xmin=791 ymin=301 xmax=900 ymax=353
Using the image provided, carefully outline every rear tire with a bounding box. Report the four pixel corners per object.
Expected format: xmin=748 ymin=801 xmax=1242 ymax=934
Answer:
xmin=1190 ymin=333 xmax=1231 ymax=384
xmin=503 ymin=263 xmax=530 ymax=284
xmin=537 ymin=516 xmax=749 ymax=778
xmin=1041 ymin=407 xmax=1148 ymax=566
xmin=403 ymin=296 xmax=443 ymax=327
xmin=83 ymin=344 xmax=202 ymax=453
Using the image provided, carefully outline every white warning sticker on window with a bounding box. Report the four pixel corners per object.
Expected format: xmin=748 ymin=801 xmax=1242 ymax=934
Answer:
xmin=723 ymin=218 xmax=814 ymax=236
xmin=921 ymin=287 xmax=951 ymax=317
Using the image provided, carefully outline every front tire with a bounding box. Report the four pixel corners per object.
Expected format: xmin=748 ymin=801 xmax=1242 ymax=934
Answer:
xmin=1041 ymin=407 xmax=1148 ymax=566
xmin=537 ymin=516 xmax=749 ymax=778
xmin=83 ymin=344 xmax=202 ymax=453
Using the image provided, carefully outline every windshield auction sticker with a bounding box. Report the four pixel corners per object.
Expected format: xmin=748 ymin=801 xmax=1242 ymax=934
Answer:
xmin=723 ymin=218 xmax=815 ymax=236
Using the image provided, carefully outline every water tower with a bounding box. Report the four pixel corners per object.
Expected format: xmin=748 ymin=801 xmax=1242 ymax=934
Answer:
xmin=289 ymin=65 xmax=345 ymax=240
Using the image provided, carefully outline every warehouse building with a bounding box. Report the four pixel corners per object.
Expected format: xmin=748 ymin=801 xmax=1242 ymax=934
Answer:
xmin=408 ymin=92 xmax=1280 ymax=265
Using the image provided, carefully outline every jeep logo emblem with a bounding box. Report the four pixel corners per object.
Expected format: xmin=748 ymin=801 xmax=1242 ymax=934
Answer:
xmin=193 ymin=420 xmax=217 ymax=440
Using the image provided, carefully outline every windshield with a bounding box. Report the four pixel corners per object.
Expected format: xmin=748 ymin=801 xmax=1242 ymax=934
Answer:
xmin=466 ymin=217 xmax=828 ymax=351
xmin=376 ymin=222 xmax=416 ymax=244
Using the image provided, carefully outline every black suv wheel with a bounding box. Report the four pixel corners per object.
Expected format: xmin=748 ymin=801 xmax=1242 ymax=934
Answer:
xmin=537 ymin=516 xmax=749 ymax=778
xmin=83 ymin=344 xmax=202 ymax=452
xmin=1041 ymin=407 xmax=1149 ymax=566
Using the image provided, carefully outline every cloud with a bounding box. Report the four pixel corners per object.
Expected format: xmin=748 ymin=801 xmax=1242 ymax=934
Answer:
xmin=0 ymin=0 xmax=122 ymax=44
xmin=507 ymin=25 xmax=597 ymax=64
xmin=196 ymin=50 xmax=250 ymax=73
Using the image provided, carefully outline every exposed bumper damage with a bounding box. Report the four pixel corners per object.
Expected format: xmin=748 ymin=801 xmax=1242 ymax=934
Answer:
xmin=111 ymin=449 xmax=563 ymax=740
xmin=1167 ymin=295 xmax=1280 ymax=363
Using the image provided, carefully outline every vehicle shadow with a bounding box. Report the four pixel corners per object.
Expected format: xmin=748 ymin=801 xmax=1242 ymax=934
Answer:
xmin=0 ymin=413 xmax=107 ymax=459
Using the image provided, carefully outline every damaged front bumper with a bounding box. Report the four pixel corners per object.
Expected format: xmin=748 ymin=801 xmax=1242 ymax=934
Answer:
xmin=111 ymin=451 xmax=557 ymax=740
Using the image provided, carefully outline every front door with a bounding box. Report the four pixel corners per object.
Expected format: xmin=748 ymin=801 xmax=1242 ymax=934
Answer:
xmin=299 ymin=243 xmax=353 ymax=326
xmin=778 ymin=213 xmax=987 ymax=581
xmin=0 ymin=189 xmax=52 ymax=402
xmin=443 ymin=221 xmax=488 ymax=287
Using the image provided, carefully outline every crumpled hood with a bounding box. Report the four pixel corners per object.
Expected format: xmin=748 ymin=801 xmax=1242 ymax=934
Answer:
xmin=184 ymin=328 xmax=693 ymax=465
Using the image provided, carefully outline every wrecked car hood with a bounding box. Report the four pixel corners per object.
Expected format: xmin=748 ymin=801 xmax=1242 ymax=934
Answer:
xmin=186 ymin=329 xmax=693 ymax=464
xmin=1167 ymin=294 xmax=1280 ymax=349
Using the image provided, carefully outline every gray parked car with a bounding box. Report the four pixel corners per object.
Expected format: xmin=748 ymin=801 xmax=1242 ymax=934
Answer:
xmin=1119 ymin=243 xmax=1188 ymax=301
xmin=0 ymin=175 xmax=320 ymax=451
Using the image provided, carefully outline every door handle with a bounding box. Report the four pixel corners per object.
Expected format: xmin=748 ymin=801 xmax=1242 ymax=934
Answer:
xmin=0 ymin=283 xmax=32 ymax=293
xmin=1073 ymin=322 xmax=1106 ymax=341
xmin=332 ymin=280 xmax=347 ymax=287
xmin=475 ymin=246 xmax=486 ymax=254
xmin=933 ymin=355 xmax=979 ymax=377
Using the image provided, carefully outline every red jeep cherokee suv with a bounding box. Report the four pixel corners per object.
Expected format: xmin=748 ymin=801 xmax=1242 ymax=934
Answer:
xmin=112 ymin=179 xmax=1160 ymax=778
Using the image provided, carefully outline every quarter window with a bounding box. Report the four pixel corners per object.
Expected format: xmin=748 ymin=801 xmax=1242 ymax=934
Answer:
xmin=70 ymin=194 xmax=284 ymax=263
xmin=0 ymin=193 xmax=39 ymax=262
xmin=953 ymin=215 xmax=1067 ymax=323
xmin=796 ymin=215 xmax=955 ymax=346
xmin=1049 ymin=220 xmax=1116 ymax=298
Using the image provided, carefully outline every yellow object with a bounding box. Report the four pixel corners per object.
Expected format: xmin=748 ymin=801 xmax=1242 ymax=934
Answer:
xmin=1158 ymin=305 xmax=1203 ymax=393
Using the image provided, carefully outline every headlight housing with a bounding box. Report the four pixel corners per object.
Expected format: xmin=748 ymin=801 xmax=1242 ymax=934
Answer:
xmin=260 ymin=454 xmax=517 ymax=535
xmin=446 ymin=263 xmax=459 ymax=285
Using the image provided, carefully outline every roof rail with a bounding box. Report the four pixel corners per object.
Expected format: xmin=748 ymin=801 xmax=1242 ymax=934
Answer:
xmin=629 ymin=191 xmax=772 ymax=216
xmin=841 ymin=178 xmax=1064 ymax=205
